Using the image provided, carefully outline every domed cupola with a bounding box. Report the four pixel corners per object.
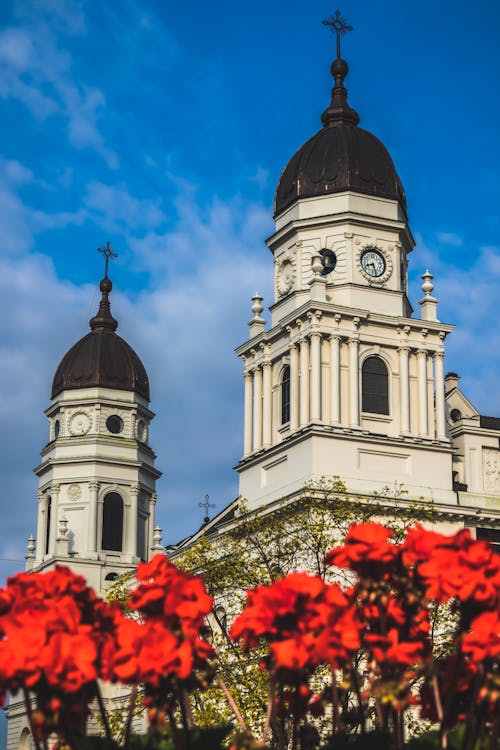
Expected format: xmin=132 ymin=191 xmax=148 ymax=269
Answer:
xmin=274 ymin=51 xmax=407 ymax=217
xmin=51 ymin=271 xmax=150 ymax=401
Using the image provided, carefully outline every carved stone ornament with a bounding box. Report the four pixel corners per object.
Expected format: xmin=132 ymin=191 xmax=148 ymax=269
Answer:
xmin=68 ymin=410 xmax=92 ymax=436
xmin=276 ymin=252 xmax=296 ymax=297
xmin=483 ymin=448 xmax=500 ymax=492
xmin=356 ymin=243 xmax=393 ymax=285
xmin=67 ymin=484 xmax=82 ymax=501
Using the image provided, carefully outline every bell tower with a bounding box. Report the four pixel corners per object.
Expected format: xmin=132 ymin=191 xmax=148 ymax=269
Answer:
xmin=26 ymin=245 xmax=162 ymax=594
xmin=236 ymin=23 xmax=456 ymax=511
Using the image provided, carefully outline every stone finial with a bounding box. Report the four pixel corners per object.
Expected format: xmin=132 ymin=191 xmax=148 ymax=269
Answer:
xmin=25 ymin=534 xmax=36 ymax=570
xmin=311 ymin=255 xmax=323 ymax=278
xmin=56 ymin=515 xmax=69 ymax=556
xmin=421 ymin=269 xmax=434 ymax=297
xmin=309 ymin=256 xmax=327 ymax=301
xmin=152 ymin=524 xmax=164 ymax=552
xmin=248 ymin=293 xmax=266 ymax=338
xmin=419 ymin=269 xmax=439 ymax=322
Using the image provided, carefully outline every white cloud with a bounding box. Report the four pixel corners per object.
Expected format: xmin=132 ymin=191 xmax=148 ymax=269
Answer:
xmin=84 ymin=182 xmax=167 ymax=233
xmin=0 ymin=5 xmax=116 ymax=166
xmin=0 ymin=190 xmax=274 ymax=583
xmin=410 ymin=234 xmax=500 ymax=415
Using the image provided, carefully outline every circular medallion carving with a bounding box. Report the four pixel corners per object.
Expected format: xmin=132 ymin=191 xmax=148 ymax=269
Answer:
xmin=68 ymin=411 xmax=91 ymax=436
xmin=277 ymin=253 xmax=296 ymax=297
xmin=67 ymin=484 xmax=81 ymax=501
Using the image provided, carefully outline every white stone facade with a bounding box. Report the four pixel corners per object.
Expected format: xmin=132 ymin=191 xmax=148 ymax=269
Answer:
xmin=236 ymin=190 xmax=461 ymax=512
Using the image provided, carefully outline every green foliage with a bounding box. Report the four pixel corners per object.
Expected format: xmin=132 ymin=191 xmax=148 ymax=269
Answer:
xmin=173 ymin=478 xmax=440 ymax=737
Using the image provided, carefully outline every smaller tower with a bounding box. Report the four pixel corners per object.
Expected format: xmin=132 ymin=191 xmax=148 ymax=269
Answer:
xmin=30 ymin=247 xmax=161 ymax=594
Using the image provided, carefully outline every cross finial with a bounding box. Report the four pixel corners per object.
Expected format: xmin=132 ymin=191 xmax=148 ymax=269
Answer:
xmin=198 ymin=493 xmax=215 ymax=524
xmin=98 ymin=241 xmax=118 ymax=278
xmin=323 ymin=10 xmax=353 ymax=59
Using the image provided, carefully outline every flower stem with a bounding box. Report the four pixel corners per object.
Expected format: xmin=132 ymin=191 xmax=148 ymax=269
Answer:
xmin=262 ymin=678 xmax=275 ymax=744
xmin=22 ymin=689 xmax=42 ymax=750
xmin=331 ymin=668 xmax=339 ymax=735
xmin=95 ymin=681 xmax=113 ymax=745
xmin=124 ymin=683 xmax=138 ymax=745
xmin=350 ymin=667 xmax=366 ymax=735
xmin=216 ymin=675 xmax=247 ymax=731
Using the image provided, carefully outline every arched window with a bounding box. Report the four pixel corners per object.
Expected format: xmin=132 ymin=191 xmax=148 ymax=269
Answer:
xmin=101 ymin=492 xmax=124 ymax=552
xmin=45 ymin=497 xmax=52 ymax=555
xmin=362 ymin=356 xmax=389 ymax=415
xmin=18 ymin=727 xmax=32 ymax=750
xmin=281 ymin=365 xmax=290 ymax=424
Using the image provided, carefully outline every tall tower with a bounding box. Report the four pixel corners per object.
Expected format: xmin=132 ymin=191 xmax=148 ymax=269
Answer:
xmin=26 ymin=251 xmax=161 ymax=594
xmin=236 ymin=39 xmax=456 ymax=511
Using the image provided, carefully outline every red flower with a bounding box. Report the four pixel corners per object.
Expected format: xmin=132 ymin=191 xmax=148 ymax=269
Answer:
xmin=462 ymin=610 xmax=500 ymax=662
xmin=231 ymin=572 xmax=361 ymax=674
xmin=129 ymin=554 xmax=213 ymax=637
xmin=325 ymin=522 xmax=397 ymax=571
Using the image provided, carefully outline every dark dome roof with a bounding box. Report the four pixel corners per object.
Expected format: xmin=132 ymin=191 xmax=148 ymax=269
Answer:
xmin=51 ymin=277 xmax=150 ymax=401
xmin=274 ymin=58 xmax=407 ymax=217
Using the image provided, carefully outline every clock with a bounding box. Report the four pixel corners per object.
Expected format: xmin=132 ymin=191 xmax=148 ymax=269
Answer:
xmin=361 ymin=249 xmax=386 ymax=278
xmin=68 ymin=411 xmax=91 ymax=436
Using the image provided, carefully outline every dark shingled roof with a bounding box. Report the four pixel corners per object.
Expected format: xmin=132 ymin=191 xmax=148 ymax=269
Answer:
xmin=51 ymin=277 xmax=150 ymax=401
xmin=274 ymin=57 xmax=407 ymax=218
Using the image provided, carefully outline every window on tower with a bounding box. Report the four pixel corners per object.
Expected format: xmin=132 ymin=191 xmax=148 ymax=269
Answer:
xmin=281 ymin=365 xmax=291 ymax=425
xmin=45 ymin=496 xmax=52 ymax=555
xmin=101 ymin=492 xmax=124 ymax=552
xmin=362 ymin=356 xmax=389 ymax=415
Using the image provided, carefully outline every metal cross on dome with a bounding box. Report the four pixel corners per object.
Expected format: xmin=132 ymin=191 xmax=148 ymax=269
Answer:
xmin=199 ymin=494 xmax=215 ymax=524
xmin=98 ymin=241 xmax=118 ymax=278
xmin=322 ymin=10 xmax=353 ymax=60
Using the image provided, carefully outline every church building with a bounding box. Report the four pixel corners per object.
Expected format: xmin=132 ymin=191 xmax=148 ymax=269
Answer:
xmin=174 ymin=29 xmax=500 ymax=550
xmin=6 ymin=21 xmax=500 ymax=750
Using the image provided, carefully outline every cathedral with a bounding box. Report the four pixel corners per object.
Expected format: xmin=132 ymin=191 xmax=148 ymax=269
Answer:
xmin=6 ymin=25 xmax=500 ymax=750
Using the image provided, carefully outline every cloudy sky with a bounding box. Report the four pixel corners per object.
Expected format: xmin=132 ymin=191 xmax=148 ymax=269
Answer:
xmin=0 ymin=0 xmax=499 ymax=583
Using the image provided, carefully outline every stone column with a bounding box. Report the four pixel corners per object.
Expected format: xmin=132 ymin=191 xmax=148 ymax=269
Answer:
xmin=310 ymin=331 xmax=321 ymax=422
xmin=330 ymin=335 xmax=341 ymax=425
xmin=417 ymin=349 xmax=429 ymax=437
xmin=49 ymin=483 xmax=61 ymax=554
xmin=348 ymin=337 xmax=360 ymax=428
xmin=243 ymin=371 xmax=253 ymax=456
xmin=36 ymin=490 xmax=45 ymax=562
xmin=128 ymin=485 xmax=140 ymax=559
xmin=88 ymin=481 xmax=99 ymax=554
xmin=148 ymin=493 xmax=157 ymax=558
xmin=262 ymin=355 xmax=272 ymax=448
xmin=289 ymin=343 xmax=299 ymax=432
xmin=399 ymin=346 xmax=411 ymax=435
xmin=434 ymin=352 xmax=447 ymax=440
xmin=299 ymin=337 xmax=310 ymax=426
xmin=252 ymin=366 xmax=263 ymax=451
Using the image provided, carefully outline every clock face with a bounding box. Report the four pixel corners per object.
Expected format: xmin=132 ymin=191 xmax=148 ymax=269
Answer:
xmin=361 ymin=249 xmax=386 ymax=278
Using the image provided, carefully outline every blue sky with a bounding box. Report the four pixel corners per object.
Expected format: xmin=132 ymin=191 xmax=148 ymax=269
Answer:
xmin=0 ymin=0 xmax=499 ymax=586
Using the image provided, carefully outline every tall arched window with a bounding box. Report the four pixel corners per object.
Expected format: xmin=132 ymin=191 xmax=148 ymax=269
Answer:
xmin=101 ymin=492 xmax=124 ymax=552
xmin=281 ymin=365 xmax=290 ymax=425
xmin=45 ymin=497 xmax=52 ymax=555
xmin=362 ymin=356 xmax=389 ymax=415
